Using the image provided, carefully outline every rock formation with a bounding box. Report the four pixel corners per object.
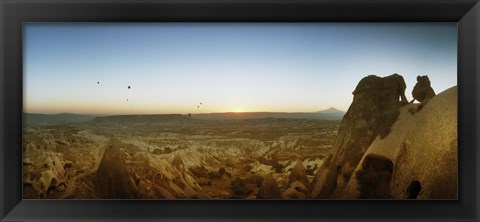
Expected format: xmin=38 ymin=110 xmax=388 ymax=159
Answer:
xmin=410 ymin=75 xmax=436 ymax=104
xmin=340 ymin=86 xmax=456 ymax=199
xmin=130 ymin=151 xmax=204 ymax=199
xmin=283 ymin=160 xmax=309 ymax=199
xmin=409 ymin=75 xmax=436 ymax=113
xmin=286 ymin=160 xmax=309 ymax=188
xmin=310 ymin=73 xmax=456 ymax=199
xmin=284 ymin=181 xmax=308 ymax=199
xmin=257 ymin=173 xmax=283 ymax=199
xmin=353 ymin=73 xmax=408 ymax=105
xmin=310 ymin=74 xmax=408 ymax=198
xmin=309 ymin=155 xmax=333 ymax=198
xmin=23 ymin=153 xmax=67 ymax=198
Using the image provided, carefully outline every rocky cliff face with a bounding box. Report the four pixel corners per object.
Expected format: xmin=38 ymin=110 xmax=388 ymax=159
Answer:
xmin=311 ymin=74 xmax=408 ymax=198
xmin=310 ymin=74 xmax=457 ymax=199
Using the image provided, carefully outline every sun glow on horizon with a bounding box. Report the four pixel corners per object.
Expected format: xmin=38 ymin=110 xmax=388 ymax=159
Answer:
xmin=232 ymin=108 xmax=244 ymax=113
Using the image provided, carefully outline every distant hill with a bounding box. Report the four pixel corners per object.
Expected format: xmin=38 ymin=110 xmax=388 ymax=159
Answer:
xmin=192 ymin=110 xmax=345 ymax=120
xmin=89 ymin=110 xmax=346 ymax=124
xmin=24 ymin=113 xmax=97 ymax=125
xmin=90 ymin=114 xmax=188 ymax=124
xmin=317 ymin=107 xmax=345 ymax=114
xmin=24 ymin=109 xmax=345 ymax=126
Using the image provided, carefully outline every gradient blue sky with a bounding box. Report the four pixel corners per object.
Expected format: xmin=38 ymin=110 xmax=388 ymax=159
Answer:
xmin=24 ymin=23 xmax=457 ymax=115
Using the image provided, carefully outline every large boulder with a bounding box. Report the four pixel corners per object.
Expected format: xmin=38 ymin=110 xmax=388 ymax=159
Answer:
xmin=391 ymin=86 xmax=457 ymax=199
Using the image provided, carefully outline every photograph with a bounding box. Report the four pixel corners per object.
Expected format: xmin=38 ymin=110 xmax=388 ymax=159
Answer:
xmin=22 ymin=23 xmax=457 ymax=199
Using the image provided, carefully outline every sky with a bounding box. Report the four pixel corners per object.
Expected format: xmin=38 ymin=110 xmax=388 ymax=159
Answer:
xmin=23 ymin=23 xmax=457 ymax=115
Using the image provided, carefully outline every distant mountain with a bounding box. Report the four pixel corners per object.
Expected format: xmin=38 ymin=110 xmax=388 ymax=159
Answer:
xmin=24 ymin=113 xmax=97 ymax=125
xmin=317 ymin=107 xmax=345 ymax=114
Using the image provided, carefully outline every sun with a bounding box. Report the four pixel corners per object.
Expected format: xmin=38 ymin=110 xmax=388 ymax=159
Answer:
xmin=233 ymin=108 xmax=244 ymax=113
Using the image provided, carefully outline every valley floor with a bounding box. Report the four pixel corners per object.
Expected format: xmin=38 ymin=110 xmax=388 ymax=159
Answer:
xmin=23 ymin=118 xmax=339 ymax=199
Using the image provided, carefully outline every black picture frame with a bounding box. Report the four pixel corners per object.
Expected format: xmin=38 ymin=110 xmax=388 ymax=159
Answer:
xmin=1 ymin=0 xmax=479 ymax=221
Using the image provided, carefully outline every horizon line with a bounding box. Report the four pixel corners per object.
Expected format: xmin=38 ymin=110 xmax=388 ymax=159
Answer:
xmin=23 ymin=108 xmax=346 ymax=116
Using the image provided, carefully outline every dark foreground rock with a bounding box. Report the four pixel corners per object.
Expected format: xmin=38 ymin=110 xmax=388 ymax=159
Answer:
xmin=95 ymin=138 xmax=138 ymax=198
xmin=311 ymin=74 xmax=407 ymax=198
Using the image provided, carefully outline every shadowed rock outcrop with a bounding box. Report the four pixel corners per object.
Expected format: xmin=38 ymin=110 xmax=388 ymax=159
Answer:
xmin=284 ymin=181 xmax=308 ymax=199
xmin=309 ymin=155 xmax=333 ymax=198
xmin=310 ymin=74 xmax=408 ymax=198
xmin=95 ymin=138 xmax=138 ymax=198
xmin=257 ymin=174 xmax=283 ymax=199
xmin=284 ymin=160 xmax=309 ymax=199
xmin=231 ymin=177 xmax=246 ymax=195
xmin=287 ymin=160 xmax=309 ymax=187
